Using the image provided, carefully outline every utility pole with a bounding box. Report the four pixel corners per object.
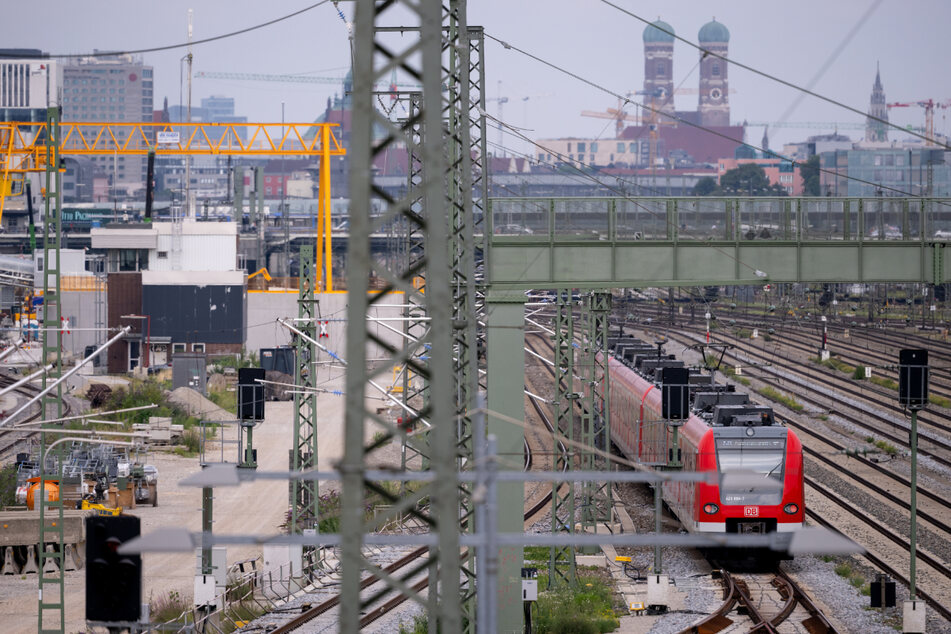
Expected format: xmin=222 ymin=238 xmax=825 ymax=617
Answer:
xmin=185 ymin=9 xmax=193 ymax=219
xmin=898 ymin=348 xmax=928 ymax=633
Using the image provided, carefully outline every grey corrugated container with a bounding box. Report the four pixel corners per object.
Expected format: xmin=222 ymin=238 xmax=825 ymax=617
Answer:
xmin=172 ymin=353 xmax=206 ymax=394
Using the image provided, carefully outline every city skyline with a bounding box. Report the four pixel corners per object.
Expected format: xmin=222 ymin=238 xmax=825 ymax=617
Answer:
xmin=4 ymin=1 xmax=950 ymax=155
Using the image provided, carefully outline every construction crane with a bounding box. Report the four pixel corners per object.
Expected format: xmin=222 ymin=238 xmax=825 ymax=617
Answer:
xmin=742 ymin=121 xmax=865 ymax=131
xmin=196 ymin=69 xmax=420 ymax=93
xmin=887 ymin=99 xmax=951 ymax=146
xmin=0 ymin=120 xmax=345 ymax=289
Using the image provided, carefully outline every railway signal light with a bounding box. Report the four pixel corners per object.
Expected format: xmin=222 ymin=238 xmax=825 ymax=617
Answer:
xmin=85 ymin=515 xmax=141 ymax=624
xmin=898 ymin=349 xmax=928 ymax=410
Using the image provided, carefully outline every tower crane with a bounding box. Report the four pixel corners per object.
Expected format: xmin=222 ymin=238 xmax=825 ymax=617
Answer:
xmin=886 ymin=99 xmax=951 ymax=146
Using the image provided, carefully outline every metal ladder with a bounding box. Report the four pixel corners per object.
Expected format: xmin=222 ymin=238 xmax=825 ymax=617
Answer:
xmin=37 ymin=105 xmax=65 ymax=634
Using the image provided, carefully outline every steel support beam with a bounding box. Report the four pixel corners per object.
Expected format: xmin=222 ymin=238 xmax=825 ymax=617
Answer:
xmin=290 ymin=246 xmax=319 ymax=557
xmin=342 ymin=2 xmax=459 ymax=632
xmin=485 ymin=290 xmax=526 ymax=632
xmin=580 ymin=291 xmax=612 ymax=534
xmin=549 ymin=292 xmax=576 ymax=587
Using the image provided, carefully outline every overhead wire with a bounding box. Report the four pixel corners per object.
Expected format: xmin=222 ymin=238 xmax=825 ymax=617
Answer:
xmin=595 ymin=0 xmax=947 ymax=150
xmin=483 ymin=30 xmax=948 ymax=200
xmin=775 ymin=0 xmax=885 ymax=125
xmin=3 ymin=1 xmax=333 ymax=59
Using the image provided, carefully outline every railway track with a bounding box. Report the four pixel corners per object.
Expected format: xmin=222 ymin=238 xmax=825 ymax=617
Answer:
xmin=268 ymin=349 xmax=569 ymax=632
xmin=645 ymin=327 xmax=951 ymax=623
xmin=0 ymin=371 xmax=70 ymax=462
xmin=662 ymin=328 xmax=951 ymax=470
xmin=682 ymin=567 xmax=834 ymax=633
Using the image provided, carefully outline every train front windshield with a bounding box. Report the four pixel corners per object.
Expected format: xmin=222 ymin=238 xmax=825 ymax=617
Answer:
xmin=715 ymin=437 xmax=786 ymax=505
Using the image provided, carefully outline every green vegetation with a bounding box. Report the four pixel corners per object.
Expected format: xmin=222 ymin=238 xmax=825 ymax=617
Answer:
xmin=0 ymin=463 xmax=17 ymax=507
xmin=756 ymin=386 xmax=804 ymax=412
xmin=150 ymin=590 xmax=188 ymax=625
xmin=800 ymin=155 xmax=821 ymax=196
xmin=695 ymin=163 xmax=788 ymax=197
xmin=722 ymin=366 xmax=751 ymax=386
xmin=207 ymin=388 xmax=237 ymax=415
xmin=873 ymin=440 xmax=898 ymax=456
xmin=524 ymin=546 xmax=550 ymax=562
xmin=852 ymin=366 xmax=867 ymax=380
xmin=929 ymin=394 xmax=951 ymax=408
xmin=869 ymin=375 xmax=898 ymax=391
xmin=101 ymin=379 xmax=200 ymax=430
xmin=735 ymin=328 xmax=753 ymax=339
xmin=812 ymin=355 xmax=855 ymax=375
xmin=398 ymin=614 xmax=429 ymax=634
xmin=209 ymin=351 xmax=258 ymax=373
xmin=534 ymin=572 xmax=622 ymax=634
xmin=832 ymin=561 xmax=870 ymax=597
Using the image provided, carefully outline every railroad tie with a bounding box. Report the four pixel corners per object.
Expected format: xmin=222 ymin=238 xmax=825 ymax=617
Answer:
xmin=42 ymin=544 xmax=59 ymax=575
xmin=0 ymin=546 xmax=19 ymax=574
xmin=20 ymin=544 xmax=39 ymax=574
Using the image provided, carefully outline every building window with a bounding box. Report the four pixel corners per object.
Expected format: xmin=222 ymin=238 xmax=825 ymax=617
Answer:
xmin=629 ymin=143 xmax=637 ymax=153
xmin=566 ymin=142 xmax=572 ymax=152
xmin=266 ymin=187 xmax=272 ymax=195
xmin=617 ymin=142 xmax=625 ymax=153
xmin=192 ymin=343 xmax=205 ymax=353
xmin=157 ymin=251 xmax=168 ymax=259
xmin=577 ymin=142 xmax=586 ymax=153
xmin=656 ymin=61 xmax=665 ymax=76
xmin=590 ymin=142 xmax=598 ymax=153
xmin=172 ymin=343 xmax=186 ymax=354
xmin=712 ymin=62 xmax=720 ymax=76
xmin=589 ymin=155 xmax=595 ymax=163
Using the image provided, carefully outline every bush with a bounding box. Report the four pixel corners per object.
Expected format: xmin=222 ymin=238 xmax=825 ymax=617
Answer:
xmin=398 ymin=614 xmax=428 ymax=634
xmin=0 ymin=463 xmax=17 ymax=507
xmin=150 ymin=590 xmax=189 ymax=625
xmin=101 ymin=378 xmax=199 ymax=430
xmin=535 ymin=574 xmax=621 ymax=634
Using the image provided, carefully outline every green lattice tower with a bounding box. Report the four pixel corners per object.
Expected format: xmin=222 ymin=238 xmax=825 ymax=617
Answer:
xmin=340 ymin=1 xmax=460 ymax=629
xmin=549 ymin=292 xmax=576 ymax=587
xmin=580 ymin=292 xmax=612 ymax=537
xmin=398 ymin=91 xmax=430 ymax=479
xmin=290 ymin=245 xmax=319 ymax=565
xmin=37 ymin=106 xmax=65 ymax=634
xmin=444 ymin=3 xmax=481 ymax=627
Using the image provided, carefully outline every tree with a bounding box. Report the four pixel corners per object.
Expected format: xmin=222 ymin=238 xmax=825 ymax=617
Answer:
xmin=718 ymin=163 xmax=786 ymax=196
xmin=800 ymin=155 xmax=821 ymax=196
xmin=692 ymin=176 xmax=718 ymax=196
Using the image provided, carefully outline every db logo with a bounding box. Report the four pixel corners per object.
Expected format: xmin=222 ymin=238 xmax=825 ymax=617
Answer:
xmin=744 ymin=506 xmax=759 ymax=517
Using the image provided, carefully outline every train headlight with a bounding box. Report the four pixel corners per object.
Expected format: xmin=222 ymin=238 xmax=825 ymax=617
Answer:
xmin=703 ymin=503 xmax=719 ymax=515
xmin=783 ymin=503 xmax=799 ymax=515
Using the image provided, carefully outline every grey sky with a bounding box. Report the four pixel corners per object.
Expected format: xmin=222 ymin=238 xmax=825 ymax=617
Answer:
xmin=8 ymin=1 xmax=950 ymax=155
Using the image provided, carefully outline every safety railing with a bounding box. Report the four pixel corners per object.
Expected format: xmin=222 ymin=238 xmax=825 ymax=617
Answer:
xmin=488 ymin=197 xmax=951 ymax=243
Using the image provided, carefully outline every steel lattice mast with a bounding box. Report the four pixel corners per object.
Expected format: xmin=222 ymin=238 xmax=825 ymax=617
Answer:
xmin=549 ymin=292 xmax=577 ymax=586
xmin=290 ymin=246 xmax=319 ymax=552
xmin=581 ymin=292 xmax=613 ymax=533
xmin=341 ymin=1 xmax=459 ymax=631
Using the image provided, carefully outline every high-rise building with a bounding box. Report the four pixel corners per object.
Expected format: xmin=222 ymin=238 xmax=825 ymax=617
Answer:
xmin=642 ymin=20 xmax=675 ymax=115
xmin=865 ymin=64 xmax=888 ymax=143
xmin=62 ymin=53 xmax=153 ymax=195
xmin=697 ymin=19 xmax=730 ymax=127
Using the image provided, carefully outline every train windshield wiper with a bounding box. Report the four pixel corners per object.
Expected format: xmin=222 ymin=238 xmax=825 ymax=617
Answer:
xmin=765 ymin=461 xmax=783 ymax=478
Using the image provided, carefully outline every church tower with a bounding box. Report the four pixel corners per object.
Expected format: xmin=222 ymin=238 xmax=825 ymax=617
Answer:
xmin=865 ymin=64 xmax=888 ymax=142
xmin=643 ymin=19 xmax=675 ymax=116
xmin=697 ymin=19 xmax=730 ymax=127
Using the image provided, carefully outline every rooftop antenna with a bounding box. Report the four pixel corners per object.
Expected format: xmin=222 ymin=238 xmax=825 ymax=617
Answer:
xmin=185 ymin=8 xmax=194 ymax=219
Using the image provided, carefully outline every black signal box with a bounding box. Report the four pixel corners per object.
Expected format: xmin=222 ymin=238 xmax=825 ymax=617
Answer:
xmin=85 ymin=515 xmax=141 ymax=623
xmin=661 ymin=367 xmax=690 ymax=420
xmin=238 ymin=367 xmax=266 ymax=420
xmin=898 ymin=349 xmax=929 ymax=410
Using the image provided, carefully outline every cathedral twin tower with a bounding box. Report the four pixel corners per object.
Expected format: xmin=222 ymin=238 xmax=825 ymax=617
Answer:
xmin=643 ymin=18 xmax=731 ymax=128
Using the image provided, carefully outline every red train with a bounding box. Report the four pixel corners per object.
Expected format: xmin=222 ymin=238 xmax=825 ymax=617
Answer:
xmin=607 ymin=338 xmax=804 ymax=552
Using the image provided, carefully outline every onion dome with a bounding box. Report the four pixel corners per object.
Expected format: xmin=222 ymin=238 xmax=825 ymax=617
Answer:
xmin=699 ymin=19 xmax=729 ymax=43
xmin=643 ymin=19 xmax=675 ymax=43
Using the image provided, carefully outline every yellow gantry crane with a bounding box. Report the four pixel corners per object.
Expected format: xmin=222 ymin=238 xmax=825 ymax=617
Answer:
xmin=0 ymin=120 xmax=346 ymax=289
